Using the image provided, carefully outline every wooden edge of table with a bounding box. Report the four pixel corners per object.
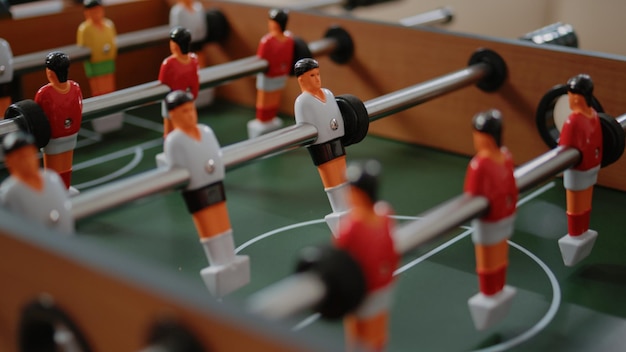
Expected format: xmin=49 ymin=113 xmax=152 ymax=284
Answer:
xmin=205 ymin=0 xmax=626 ymax=192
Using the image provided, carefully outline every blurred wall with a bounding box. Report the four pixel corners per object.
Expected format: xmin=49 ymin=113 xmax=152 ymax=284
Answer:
xmin=228 ymin=0 xmax=625 ymax=56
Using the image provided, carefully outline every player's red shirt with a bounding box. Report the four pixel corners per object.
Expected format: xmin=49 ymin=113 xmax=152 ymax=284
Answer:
xmin=558 ymin=110 xmax=602 ymax=171
xmin=464 ymin=151 xmax=517 ymax=222
xmin=335 ymin=204 xmax=398 ymax=292
xmin=257 ymin=33 xmax=295 ymax=78
xmin=34 ymin=81 xmax=83 ymax=138
xmin=159 ymin=54 xmax=200 ymax=98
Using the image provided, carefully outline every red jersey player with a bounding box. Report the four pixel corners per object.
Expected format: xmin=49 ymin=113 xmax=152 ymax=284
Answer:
xmin=247 ymin=8 xmax=295 ymax=138
xmin=34 ymin=51 xmax=83 ymax=190
xmin=159 ymin=26 xmax=200 ymax=137
xmin=463 ymin=109 xmax=517 ymax=330
xmin=557 ymin=74 xmax=602 ymax=266
xmin=335 ymin=160 xmax=398 ymax=352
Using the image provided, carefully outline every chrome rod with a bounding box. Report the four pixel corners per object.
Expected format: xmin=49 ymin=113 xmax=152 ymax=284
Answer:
xmin=396 ymin=147 xmax=581 ymax=255
xmin=249 ymin=112 xmax=626 ymax=320
xmin=80 ymin=35 xmax=337 ymax=120
xmin=0 ymin=35 xmax=338 ymax=135
xmin=399 ymin=7 xmax=454 ymax=27
xmin=72 ymin=57 xmax=498 ymax=219
xmin=13 ymin=25 xmax=171 ymax=75
xmin=365 ymin=63 xmax=490 ymax=122
xmin=72 ymin=167 xmax=190 ymax=221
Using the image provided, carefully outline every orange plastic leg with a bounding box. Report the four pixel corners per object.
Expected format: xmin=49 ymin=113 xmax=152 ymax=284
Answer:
xmin=474 ymin=240 xmax=509 ymax=295
xmin=317 ymin=156 xmax=347 ymax=188
xmin=344 ymin=312 xmax=389 ymax=352
xmin=566 ymin=187 xmax=593 ymax=214
xmin=566 ymin=187 xmax=593 ymax=236
xmin=163 ymin=118 xmax=174 ymax=138
xmin=89 ymin=74 xmax=116 ymax=96
xmin=256 ymin=90 xmax=283 ymax=122
xmin=196 ymin=49 xmax=207 ymax=68
xmin=192 ymin=201 xmax=232 ymax=240
xmin=43 ymin=151 xmax=74 ymax=189
xmin=474 ymin=240 xmax=509 ymax=271
xmin=0 ymin=96 xmax=11 ymax=116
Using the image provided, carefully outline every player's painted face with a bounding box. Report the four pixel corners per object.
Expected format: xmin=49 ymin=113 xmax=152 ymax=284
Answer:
xmin=349 ymin=186 xmax=373 ymax=209
xmin=568 ymin=92 xmax=587 ymax=111
xmin=170 ymin=40 xmax=180 ymax=56
xmin=85 ymin=6 xmax=104 ymax=23
xmin=298 ymin=68 xmax=321 ymax=93
xmin=268 ymin=19 xmax=282 ymax=35
xmin=6 ymin=145 xmax=39 ymax=180
xmin=170 ymin=101 xmax=198 ymax=130
xmin=472 ymin=130 xmax=497 ymax=152
xmin=45 ymin=68 xmax=57 ymax=85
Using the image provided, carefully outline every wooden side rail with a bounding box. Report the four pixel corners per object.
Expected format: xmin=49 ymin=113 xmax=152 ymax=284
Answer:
xmin=205 ymin=1 xmax=626 ymax=191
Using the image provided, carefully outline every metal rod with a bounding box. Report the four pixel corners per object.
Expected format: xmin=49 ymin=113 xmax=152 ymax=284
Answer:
xmin=72 ymin=60 xmax=492 ymax=220
xmin=80 ymin=36 xmax=336 ymax=120
xmin=395 ymin=144 xmax=582 ymax=254
xmin=514 ymin=146 xmax=579 ymax=193
xmin=618 ymin=113 xmax=626 ymax=130
xmin=72 ymin=167 xmax=190 ymax=221
xmin=13 ymin=25 xmax=171 ymax=75
xmin=287 ymin=0 xmax=343 ymax=11
xmin=222 ymin=124 xmax=318 ymax=169
xmin=365 ymin=63 xmax=490 ymax=122
xmin=247 ymin=272 xmax=326 ymax=320
xmin=0 ymin=36 xmax=337 ymax=135
xmin=10 ymin=0 xmax=348 ymax=75
xmin=82 ymin=81 xmax=169 ymax=119
xmin=399 ymin=7 xmax=454 ymax=27
xmin=393 ymin=194 xmax=488 ymax=254
xmin=249 ymin=112 xmax=626 ymax=320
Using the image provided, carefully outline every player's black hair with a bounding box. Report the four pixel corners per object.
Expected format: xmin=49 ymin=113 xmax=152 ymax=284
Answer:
xmin=567 ymin=74 xmax=594 ymax=106
xmin=269 ymin=8 xmax=289 ymax=32
xmin=45 ymin=51 xmax=70 ymax=83
xmin=2 ymin=131 xmax=34 ymax=155
xmin=170 ymin=26 xmax=192 ymax=55
xmin=165 ymin=90 xmax=194 ymax=112
xmin=83 ymin=0 xmax=101 ymax=8
xmin=346 ymin=160 xmax=381 ymax=202
xmin=294 ymin=58 xmax=319 ymax=77
xmin=472 ymin=109 xmax=503 ymax=147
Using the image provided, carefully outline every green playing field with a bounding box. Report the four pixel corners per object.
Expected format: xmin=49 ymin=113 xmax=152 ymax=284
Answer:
xmin=8 ymin=99 xmax=625 ymax=351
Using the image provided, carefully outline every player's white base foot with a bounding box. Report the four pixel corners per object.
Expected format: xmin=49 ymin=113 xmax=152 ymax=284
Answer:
xmin=200 ymin=255 xmax=250 ymax=298
xmin=325 ymin=210 xmax=349 ymax=237
xmin=155 ymin=152 xmax=167 ymax=168
xmin=91 ymin=112 xmax=125 ymax=133
xmin=68 ymin=186 xmax=80 ymax=197
xmin=558 ymin=229 xmax=598 ymax=266
xmin=468 ymin=286 xmax=516 ymax=331
xmin=195 ymin=87 xmax=215 ymax=108
xmin=247 ymin=117 xmax=283 ymax=139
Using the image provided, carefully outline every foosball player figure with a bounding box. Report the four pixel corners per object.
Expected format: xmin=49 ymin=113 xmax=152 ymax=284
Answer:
xmin=163 ymin=90 xmax=249 ymax=298
xmin=557 ymin=74 xmax=602 ymax=266
xmin=169 ymin=0 xmax=214 ymax=107
xmin=170 ymin=0 xmax=207 ymax=66
xmin=294 ymin=58 xmax=349 ymax=235
xmin=247 ymin=8 xmax=295 ymax=138
xmin=34 ymin=51 xmax=83 ymax=192
xmin=0 ymin=38 xmax=12 ymax=114
xmin=334 ymin=160 xmax=398 ymax=352
xmin=463 ymin=109 xmax=517 ymax=330
xmin=159 ymin=26 xmax=199 ymax=137
xmin=0 ymin=131 xmax=74 ymax=235
xmin=76 ymin=0 xmax=117 ymax=97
